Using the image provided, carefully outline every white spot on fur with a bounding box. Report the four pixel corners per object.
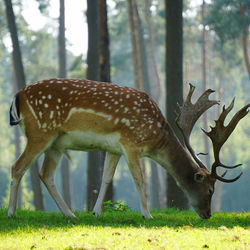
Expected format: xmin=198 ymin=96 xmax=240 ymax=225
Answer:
xmin=121 ymin=118 xmax=130 ymax=126
xmin=50 ymin=111 xmax=54 ymax=119
xmin=114 ymin=118 xmax=119 ymax=125
xmin=123 ymin=107 xmax=129 ymax=113
xmin=65 ymin=107 xmax=112 ymax=122
xmin=44 ymin=103 xmax=49 ymax=108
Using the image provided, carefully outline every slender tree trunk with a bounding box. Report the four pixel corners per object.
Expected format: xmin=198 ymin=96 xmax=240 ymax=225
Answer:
xmin=30 ymin=161 xmax=45 ymax=210
xmin=144 ymin=0 xmax=162 ymax=101
xmin=201 ymin=0 xmax=210 ymax=167
xmin=144 ymin=0 xmax=164 ymax=209
xmin=5 ymin=0 xmax=44 ymax=210
xmin=58 ymin=0 xmax=72 ymax=209
xmin=61 ymin=156 xmax=72 ymax=209
xmin=86 ymin=0 xmax=102 ymax=211
xmin=98 ymin=0 xmax=113 ymax=202
xmin=128 ymin=0 xmax=150 ymax=208
xmin=128 ymin=0 xmax=150 ymax=92
xmin=240 ymin=2 xmax=250 ymax=78
xmin=4 ymin=0 xmax=25 ymax=90
xmin=165 ymin=0 xmax=189 ymax=210
xmin=213 ymin=81 xmax=223 ymax=211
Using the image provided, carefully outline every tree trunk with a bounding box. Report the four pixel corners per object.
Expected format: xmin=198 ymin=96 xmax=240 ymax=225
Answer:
xmin=4 ymin=0 xmax=25 ymax=90
xmin=240 ymin=2 xmax=250 ymax=78
xmin=30 ymin=161 xmax=45 ymax=210
xmin=86 ymin=0 xmax=102 ymax=211
xmin=128 ymin=0 xmax=150 ymax=208
xmin=58 ymin=0 xmax=72 ymax=209
xmin=5 ymin=0 xmax=44 ymax=210
xmin=98 ymin=0 xmax=113 ymax=202
xmin=165 ymin=0 xmax=189 ymax=210
xmin=61 ymin=156 xmax=72 ymax=209
xmin=128 ymin=0 xmax=150 ymax=92
xmin=144 ymin=0 xmax=164 ymax=209
xmin=213 ymin=82 xmax=223 ymax=211
xmin=201 ymin=0 xmax=211 ymax=167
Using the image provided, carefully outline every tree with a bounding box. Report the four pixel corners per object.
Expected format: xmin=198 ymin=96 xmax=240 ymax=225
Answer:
xmin=58 ymin=0 xmax=72 ymax=209
xmin=144 ymin=0 xmax=165 ymax=210
xmin=98 ymin=0 xmax=113 ymax=202
xmin=86 ymin=0 xmax=102 ymax=211
xmin=201 ymin=0 xmax=210 ymax=167
xmin=206 ymin=0 xmax=250 ymax=77
xmin=4 ymin=0 xmax=44 ymax=211
xmin=165 ymin=0 xmax=189 ymax=210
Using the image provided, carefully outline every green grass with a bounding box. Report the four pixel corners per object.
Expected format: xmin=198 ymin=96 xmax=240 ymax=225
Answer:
xmin=0 ymin=208 xmax=249 ymax=249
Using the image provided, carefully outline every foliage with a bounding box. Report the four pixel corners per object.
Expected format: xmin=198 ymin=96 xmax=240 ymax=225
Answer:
xmin=0 ymin=209 xmax=249 ymax=249
xmin=206 ymin=0 xmax=250 ymax=42
xmin=103 ymin=200 xmax=133 ymax=213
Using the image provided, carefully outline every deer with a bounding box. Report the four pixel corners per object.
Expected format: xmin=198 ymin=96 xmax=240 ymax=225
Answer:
xmin=8 ymin=78 xmax=249 ymax=219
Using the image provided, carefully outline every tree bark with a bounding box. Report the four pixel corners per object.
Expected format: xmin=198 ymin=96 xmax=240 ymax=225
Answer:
xmin=86 ymin=0 xmax=102 ymax=211
xmin=165 ymin=0 xmax=189 ymax=210
xmin=128 ymin=0 xmax=150 ymax=92
xmin=127 ymin=0 xmax=150 ymax=208
xmin=201 ymin=0 xmax=211 ymax=167
xmin=58 ymin=0 xmax=72 ymax=210
xmin=240 ymin=2 xmax=250 ymax=78
xmin=30 ymin=161 xmax=45 ymax=210
xmin=144 ymin=0 xmax=164 ymax=209
xmin=4 ymin=0 xmax=44 ymax=210
xmin=4 ymin=0 xmax=25 ymax=90
xmin=98 ymin=0 xmax=113 ymax=202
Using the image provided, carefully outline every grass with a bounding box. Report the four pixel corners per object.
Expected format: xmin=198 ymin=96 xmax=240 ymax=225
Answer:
xmin=0 ymin=208 xmax=249 ymax=249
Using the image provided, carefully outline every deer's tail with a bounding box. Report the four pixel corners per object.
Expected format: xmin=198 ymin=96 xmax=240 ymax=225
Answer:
xmin=10 ymin=94 xmax=22 ymax=126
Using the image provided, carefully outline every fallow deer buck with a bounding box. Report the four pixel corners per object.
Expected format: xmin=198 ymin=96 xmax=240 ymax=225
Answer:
xmin=9 ymin=79 xmax=249 ymax=219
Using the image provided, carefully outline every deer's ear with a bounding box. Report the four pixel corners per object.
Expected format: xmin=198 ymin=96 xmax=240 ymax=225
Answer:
xmin=194 ymin=172 xmax=205 ymax=183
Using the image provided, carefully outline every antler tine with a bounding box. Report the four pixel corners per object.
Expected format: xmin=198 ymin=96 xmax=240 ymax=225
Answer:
xmin=204 ymin=101 xmax=250 ymax=182
xmin=176 ymin=83 xmax=219 ymax=169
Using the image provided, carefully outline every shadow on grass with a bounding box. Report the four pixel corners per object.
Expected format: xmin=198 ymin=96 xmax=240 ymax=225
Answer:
xmin=0 ymin=208 xmax=249 ymax=233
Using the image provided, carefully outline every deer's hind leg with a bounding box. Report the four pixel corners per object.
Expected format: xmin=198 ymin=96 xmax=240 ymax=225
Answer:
xmin=8 ymin=136 xmax=54 ymax=217
xmin=39 ymin=147 xmax=75 ymax=217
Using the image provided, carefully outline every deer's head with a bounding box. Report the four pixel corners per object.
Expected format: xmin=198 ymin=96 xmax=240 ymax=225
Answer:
xmin=176 ymin=84 xmax=249 ymax=219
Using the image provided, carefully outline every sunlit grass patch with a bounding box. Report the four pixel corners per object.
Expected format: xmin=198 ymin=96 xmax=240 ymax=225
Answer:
xmin=0 ymin=208 xmax=249 ymax=249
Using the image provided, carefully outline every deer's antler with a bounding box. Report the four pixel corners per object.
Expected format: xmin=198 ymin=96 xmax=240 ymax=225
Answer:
xmin=203 ymin=100 xmax=250 ymax=182
xmin=176 ymin=83 xmax=219 ymax=169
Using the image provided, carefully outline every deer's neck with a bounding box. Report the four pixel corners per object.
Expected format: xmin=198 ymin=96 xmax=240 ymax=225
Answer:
xmin=150 ymin=128 xmax=198 ymax=188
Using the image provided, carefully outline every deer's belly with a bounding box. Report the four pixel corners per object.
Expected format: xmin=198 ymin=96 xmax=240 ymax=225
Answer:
xmin=53 ymin=131 xmax=123 ymax=154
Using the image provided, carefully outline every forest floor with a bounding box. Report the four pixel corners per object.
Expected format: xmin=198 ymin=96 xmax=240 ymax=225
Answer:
xmin=0 ymin=208 xmax=249 ymax=249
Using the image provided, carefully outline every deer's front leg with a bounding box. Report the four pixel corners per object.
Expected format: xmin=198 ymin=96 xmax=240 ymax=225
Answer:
xmin=93 ymin=152 xmax=121 ymax=216
xmin=124 ymin=148 xmax=152 ymax=219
